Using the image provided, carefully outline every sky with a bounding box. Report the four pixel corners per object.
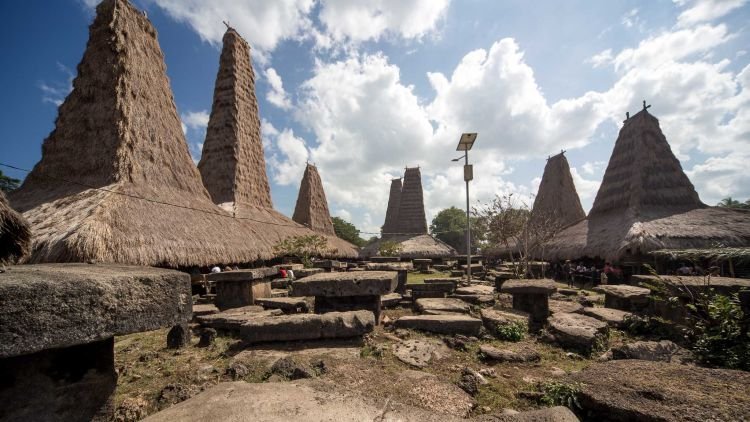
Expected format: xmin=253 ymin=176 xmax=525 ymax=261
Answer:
xmin=1 ymin=0 xmax=748 ymax=237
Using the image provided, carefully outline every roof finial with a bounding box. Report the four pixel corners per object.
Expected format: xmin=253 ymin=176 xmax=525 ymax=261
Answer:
xmin=643 ymin=100 xmax=651 ymax=112
xmin=223 ymin=20 xmax=232 ymax=30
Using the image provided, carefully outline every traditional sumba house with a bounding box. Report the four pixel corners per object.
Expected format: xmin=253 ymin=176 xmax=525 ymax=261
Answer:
xmin=9 ymin=0 xmax=352 ymax=266
xmin=546 ymin=106 xmax=750 ymax=263
xmin=0 ymin=190 xmax=30 ymax=264
xmin=362 ymin=167 xmax=456 ymax=258
xmin=531 ymin=152 xmax=586 ymax=229
xmin=197 ymin=27 xmax=356 ymax=257
xmin=292 ymin=164 xmax=335 ymax=235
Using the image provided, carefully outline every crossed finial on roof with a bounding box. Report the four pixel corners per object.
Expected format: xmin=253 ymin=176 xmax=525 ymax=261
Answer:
xmin=223 ymin=20 xmax=232 ymax=30
xmin=643 ymin=100 xmax=651 ymax=111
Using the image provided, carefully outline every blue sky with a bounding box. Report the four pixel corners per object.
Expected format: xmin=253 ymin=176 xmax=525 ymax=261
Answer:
xmin=1 ymin=0 xmax=748 ymax=236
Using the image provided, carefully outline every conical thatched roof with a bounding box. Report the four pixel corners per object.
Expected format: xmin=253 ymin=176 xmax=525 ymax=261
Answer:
xmin=0 ymin=190 xmax=30 ymax=264
xmin=9 ymin=0 xmax=354 ymax=266
xmin=197 ymin=28 xmax=356 ymax=257
xmin=546 ymin=109 xmax=750 ymax=261
xmin=531 ymin=152 xmax=586 ymax=229
xmin=198 ymin=27 xmax=272 ymax=210
xmin=360 ymin=234 xmax=457 ymax=259
xmin=382 ymin=178 xmax=402 ymax=237
xmin=396 ymin=167 xmax=428 ymax=235
xmin=292 ymin=164 xmax=335 ymax=235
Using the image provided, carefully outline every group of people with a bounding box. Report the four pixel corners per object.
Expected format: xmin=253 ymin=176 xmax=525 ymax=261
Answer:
xmin=557 ymin=260 xmax=623 ymax=287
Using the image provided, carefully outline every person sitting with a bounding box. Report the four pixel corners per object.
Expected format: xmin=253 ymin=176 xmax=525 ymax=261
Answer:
xmin=287 ymin=269 xmax=295 ymax=281
xmin=676 ymin=263 xmax=693 ymax=276
xmin=279 ymin=267 xmax=288 ymax=279
xmin=210 ymin=266 xmax=221 ymax=273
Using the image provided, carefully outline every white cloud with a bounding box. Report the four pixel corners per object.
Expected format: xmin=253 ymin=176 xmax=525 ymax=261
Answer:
xmin=621 ymin=8 xmax=643 ymax=30
xmin=264 ymin=68 xmax=293 ymax=110
xmin=318 ymin=0 xmax=450 ymax=45
xmin=142 ymin=0 xmax=315 ymax=52
xmin=181 ymin=110 xmax=210 ymax=131
xmin=675 ymin=0 xmax=748 ymax=28
xmin=39 ymin=63 xmax=74 ymax=106
xmin=181 ymin=110 xmax=210 ymax=163
xmin=581 ymin=161 xmax=606 ymax=175
xmin=266 ymin=127 xmax=310 ymax=186
xmin=687 ymin=154 xmax=750 ymax=204
xmin=587 ymin=49 xmax=613 ymax=68
xmin=570 ymin=167 xmax=601 ymax=206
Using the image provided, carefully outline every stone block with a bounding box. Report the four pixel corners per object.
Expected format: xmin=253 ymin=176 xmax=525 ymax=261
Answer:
xmin=255 ymin=297 xmax=309 ymax=313
xmin=415 ymin=298 xmax=471 ymax=314
xmin=205 ymin=267 xmax=276 ymax=283
xmin=500 ymin=279 xmax=557 ymax=295
xmin=546 ymin=313 xmax=608 ymax=355
xmin=315 ymin=295 xmax=382 ymax=322
xmin=395 ymin=315 xmax=482 ymax=336
xmin=239 ymin=311 xmax=375 ymax=344
xmin=291 ymin=271 xmax=396 ymax=297
xmin=581 ymin=307 xmax=633 ymax=328
xmin=599 ymin=285 xmax=650 ymax=312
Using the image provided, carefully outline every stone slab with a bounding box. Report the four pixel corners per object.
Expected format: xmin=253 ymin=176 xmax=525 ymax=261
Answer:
xmin=480 ymin=308 xmax=529 ymax=334
xmin=365 ymin=262 xmax=414 ymax=271
xmin=500 ymin=279 xmax=557 ymax=295
xmin=296 ymin=268 xmax=324 ymax=278
xmin=569 ymin=360 xmax=750 ymax=421
xmin=549 ymin=300 xmax=584 ymax=315
xmin=546 ymin=313 xmax=608 ymax=355
xmin=381 ymin=292 xmax=403 ymax=308
xmin=581 ymin=307 xmax=632 ymax=328
xmin=142 ymin=381 xmax=460 ymax=422
xmin=205 ymin=267 xmax=276 ymax=282
xmin=192 ymin=304 xmax=219 ymax=318
xmin=240 ymin=310 xmax=375 ymax=344
xmin=479 ymin=345 xmax=540 ymax=363
xmin=449 ymin=294 xmax=495 ymax=305
xmin=196 ymin=306 xmax=283 ymax=331
xmin=410 ymin=282 xmax=456 ymax=293
xmin=455 ymin=285 xmax=495 ymax=295
xmin=392 ymin=339 xmax=448 ymax=368
xmin=291 ymin=271 xmax=396 ymax=297
xmin=395 ymin=315 xmax=482 ymax=336
xmin=415 ymin=298 xmax=471 ymax=314
xmin=0 ymin=264 xmax=191 ymax=358
xmin=475 ymin=406 xmax=579 ymax=422
xmin=255 ymin=297 xmax=309 ymax=313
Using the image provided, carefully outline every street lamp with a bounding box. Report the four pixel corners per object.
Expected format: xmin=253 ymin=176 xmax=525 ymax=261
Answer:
xmin=455 ymin=133 xmax=477 ymax=281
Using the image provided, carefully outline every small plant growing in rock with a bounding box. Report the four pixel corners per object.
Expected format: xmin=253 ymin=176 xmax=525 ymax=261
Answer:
xmin=359 ymin=345 xmax=384 ymax=359
xmin=540 ymin=381 xmax=582 ymax=410
xmin=493 ymin=322 xmax=526 ymax=342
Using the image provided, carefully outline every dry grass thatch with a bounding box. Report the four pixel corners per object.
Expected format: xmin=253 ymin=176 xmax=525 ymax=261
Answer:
xmin=9 ymin=0 xmax=355 ymax=267
xmin=650 ymin=247 xmax=750 ymax=264
xmin=546 ymin=109 xmax=750 ymax=261
xmin=382 ymin=178 xmax=402 ymax=237
xmin=395 ymin=167 xmax=428 ymax=235
xmin=531 ymin=152 xmax=586 ymax=228
xmin=292 ymin=164 xmax=335 ymax=235
xmin=0 ymin=190 xmax=30 ymax=264
xmin=360 ymin=234 xmax=457 ymax=259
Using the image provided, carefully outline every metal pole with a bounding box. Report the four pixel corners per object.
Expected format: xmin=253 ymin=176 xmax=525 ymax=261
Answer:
xmin=465 ymin=151 xmax=471 ymax=282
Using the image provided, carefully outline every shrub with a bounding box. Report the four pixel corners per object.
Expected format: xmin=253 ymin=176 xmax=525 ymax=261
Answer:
xmin=540 ymin=381 xmax=582 ymax=410
xmin=273 ymin=235 xmax=330 ymax=268
xmin=493 ymin=322 xmax=526 ymax=342
xmin=687 ymin=291 xmax=750 ymax=371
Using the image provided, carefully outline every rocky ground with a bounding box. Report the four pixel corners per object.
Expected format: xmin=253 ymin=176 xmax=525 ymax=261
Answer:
xmin=110 ymin=275 xmax=748 ymax=421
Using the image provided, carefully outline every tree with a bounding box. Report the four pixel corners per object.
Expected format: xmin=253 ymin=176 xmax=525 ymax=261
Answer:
xmin=429 ymin=206 xmax=484 ymax=252
xmin=331 ymin=216 xmax=365 ymax=246
xmin=273 ymin=234 xmax=330 ymax=268
xmin=717 ymin=197 xmax=750 ymax=209
xmin=0 ymin=170 xmax=20 ymax=193
xmin=378 ymin=240 xmax=403 ymax=257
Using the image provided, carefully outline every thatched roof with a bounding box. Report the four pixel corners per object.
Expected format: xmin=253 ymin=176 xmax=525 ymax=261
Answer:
xmin=531 ymin=152 xmax=586 ymax=228
xmin=0 ymin=190 xmax=30 ymax=264
xmin=360 ymin=234 xmax=457 ymax=259
xmin=395 ymin=167 xmax=428 ymax=235
xmin=196 ymin=28 xmax=356 ymax=258
xmin=292 ymin=164 xmax=335 ymax=235
xmin=9 ymin=0 xmax=354 ymax=266
xmin=382 ymin=178 xmax=402 ymax=237
xmin=546 ymin=109 xmax=750 ymax=261
xmin=650 ymin=247 xmax=750 ymax=264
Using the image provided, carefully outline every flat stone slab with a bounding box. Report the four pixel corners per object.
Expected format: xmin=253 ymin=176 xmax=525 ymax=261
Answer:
xmin=449 ymin=294 xmax=495 ymax=305
xmin=480 ymin=308 xmax=529 ymax=333
xmin=143 ymin=381 xmax=460 ymax=422
xmin=295 ymin=268 xmax=324 ymax=278
xmin=500 ymin=279 xmax=557 ymax=295
xmin=364 ymin=262 xmax=413 ymax=271
xmin=569 ymin=360 xmax=750 ymax=421
xmin=255 ymin=297 xmax=309 ymax=313
xmin=479 ymin=345 xmax=540 ymax=363
xmin=276 ymin=263 xmax=304 ymax=271
xmin=381 ymin=292 xmax=403 ymax=308
xmin=455 ymin=285 xmax=495 ymax=295
xmin=290 ymin=271 xmax=397 ymax=297
xmin=582 ymin=307 xmax=632 ymax=328
xmin=610 ymin=340 xmax=692 ymax=363
xmin=546 ymin=312 xmax=608 ymax=355
xmin=0 ymin=264 xmax=191 ymax=358
xmin=392 ymin=339 xmax=448 ymax=368
xmin=196 ymin=306 xmax=283 ymax=331
xmin=410 ymin=282 xmax=456 ymax=293
xmin=598 ymin=285 xmax=650 ymax=299
xmin=395 ymin=315 xmax=482 ymax=336
xmin=549 ymin=300 xmax=584 ymax=314
xmin=192 ymin=303 xmax=219 ymax=317
xmin=240 ymin=310 xmax=375 ymax=344
xmin=415 ymin=298 xmax=471 ymax=314
xmin=206 ymin=267 xmax=276 ymax=282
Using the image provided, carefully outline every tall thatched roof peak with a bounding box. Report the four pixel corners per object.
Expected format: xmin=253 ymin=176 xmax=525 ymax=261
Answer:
xmin=589 ymin=107 xmax=704 ymax=218
xmin=396 ymin=167 xmax=428 ymax=235
xmin=531 ymin=152 xmax=586 ymax=228
xmin=382 ymin=178 xmax=402 ymax=237
xmin=0 ymin=190 xmax=30 ymax=265
xmin=292 ymin=164 xmax=335 ymax=235
xmin=198 ymin=27 xmax=273 ymax=211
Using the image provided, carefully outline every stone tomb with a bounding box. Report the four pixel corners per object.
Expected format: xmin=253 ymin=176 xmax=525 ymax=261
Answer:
xmin=0 ymin=264 xmax=191 ymax=422
xmin=207 ymin=267 xmax=277 ymax=310
xmin=500 ymin=279 xmax=557 ymax=329
xmin=413 ymin=258 xmax=433 ymax=273
xmin=365 ymin=262 xmax=413 ymax=294
xmin=291 ymin=271 xmax=396 ymax=322
xmin=597 ymin=285 xmax=650 ymax=312
xmin=409 ymin=279 xmax=457 ymax=299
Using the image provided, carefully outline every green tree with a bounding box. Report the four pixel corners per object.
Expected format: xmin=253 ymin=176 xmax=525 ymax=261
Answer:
xmin=429 ymin=206 xmax=484 ymax=252
xmin=0 ymin=170 xmax=20 ymax=193
xmin=273 ymin=234 xmax=330 ymax=268
xmin=717 ymin=197 xmax=750 ymax=209
xmin=331 ymin=216 xmax=365 ymax=246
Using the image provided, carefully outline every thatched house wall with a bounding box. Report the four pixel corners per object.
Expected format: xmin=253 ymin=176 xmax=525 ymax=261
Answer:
xmin=0 ymin=190 xmax=30 ymax=264
xmin=531 ymin=152 xmax=586 ymax=228
xmin=292 ymin=164 xmax=335 ymax=235
xmin=546 ymin=109 xmax=750 ymax=261
xmin=9 ymin=0 xmax=355 ymax=266
xmin=382 ymin=178 xmax=402 ymax=237
xmin=396 ymin=167 xmax=428 ymax=235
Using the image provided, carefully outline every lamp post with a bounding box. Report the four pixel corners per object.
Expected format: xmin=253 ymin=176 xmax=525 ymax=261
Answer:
xmin=453 ymin=133 xmax=477 ymax=282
